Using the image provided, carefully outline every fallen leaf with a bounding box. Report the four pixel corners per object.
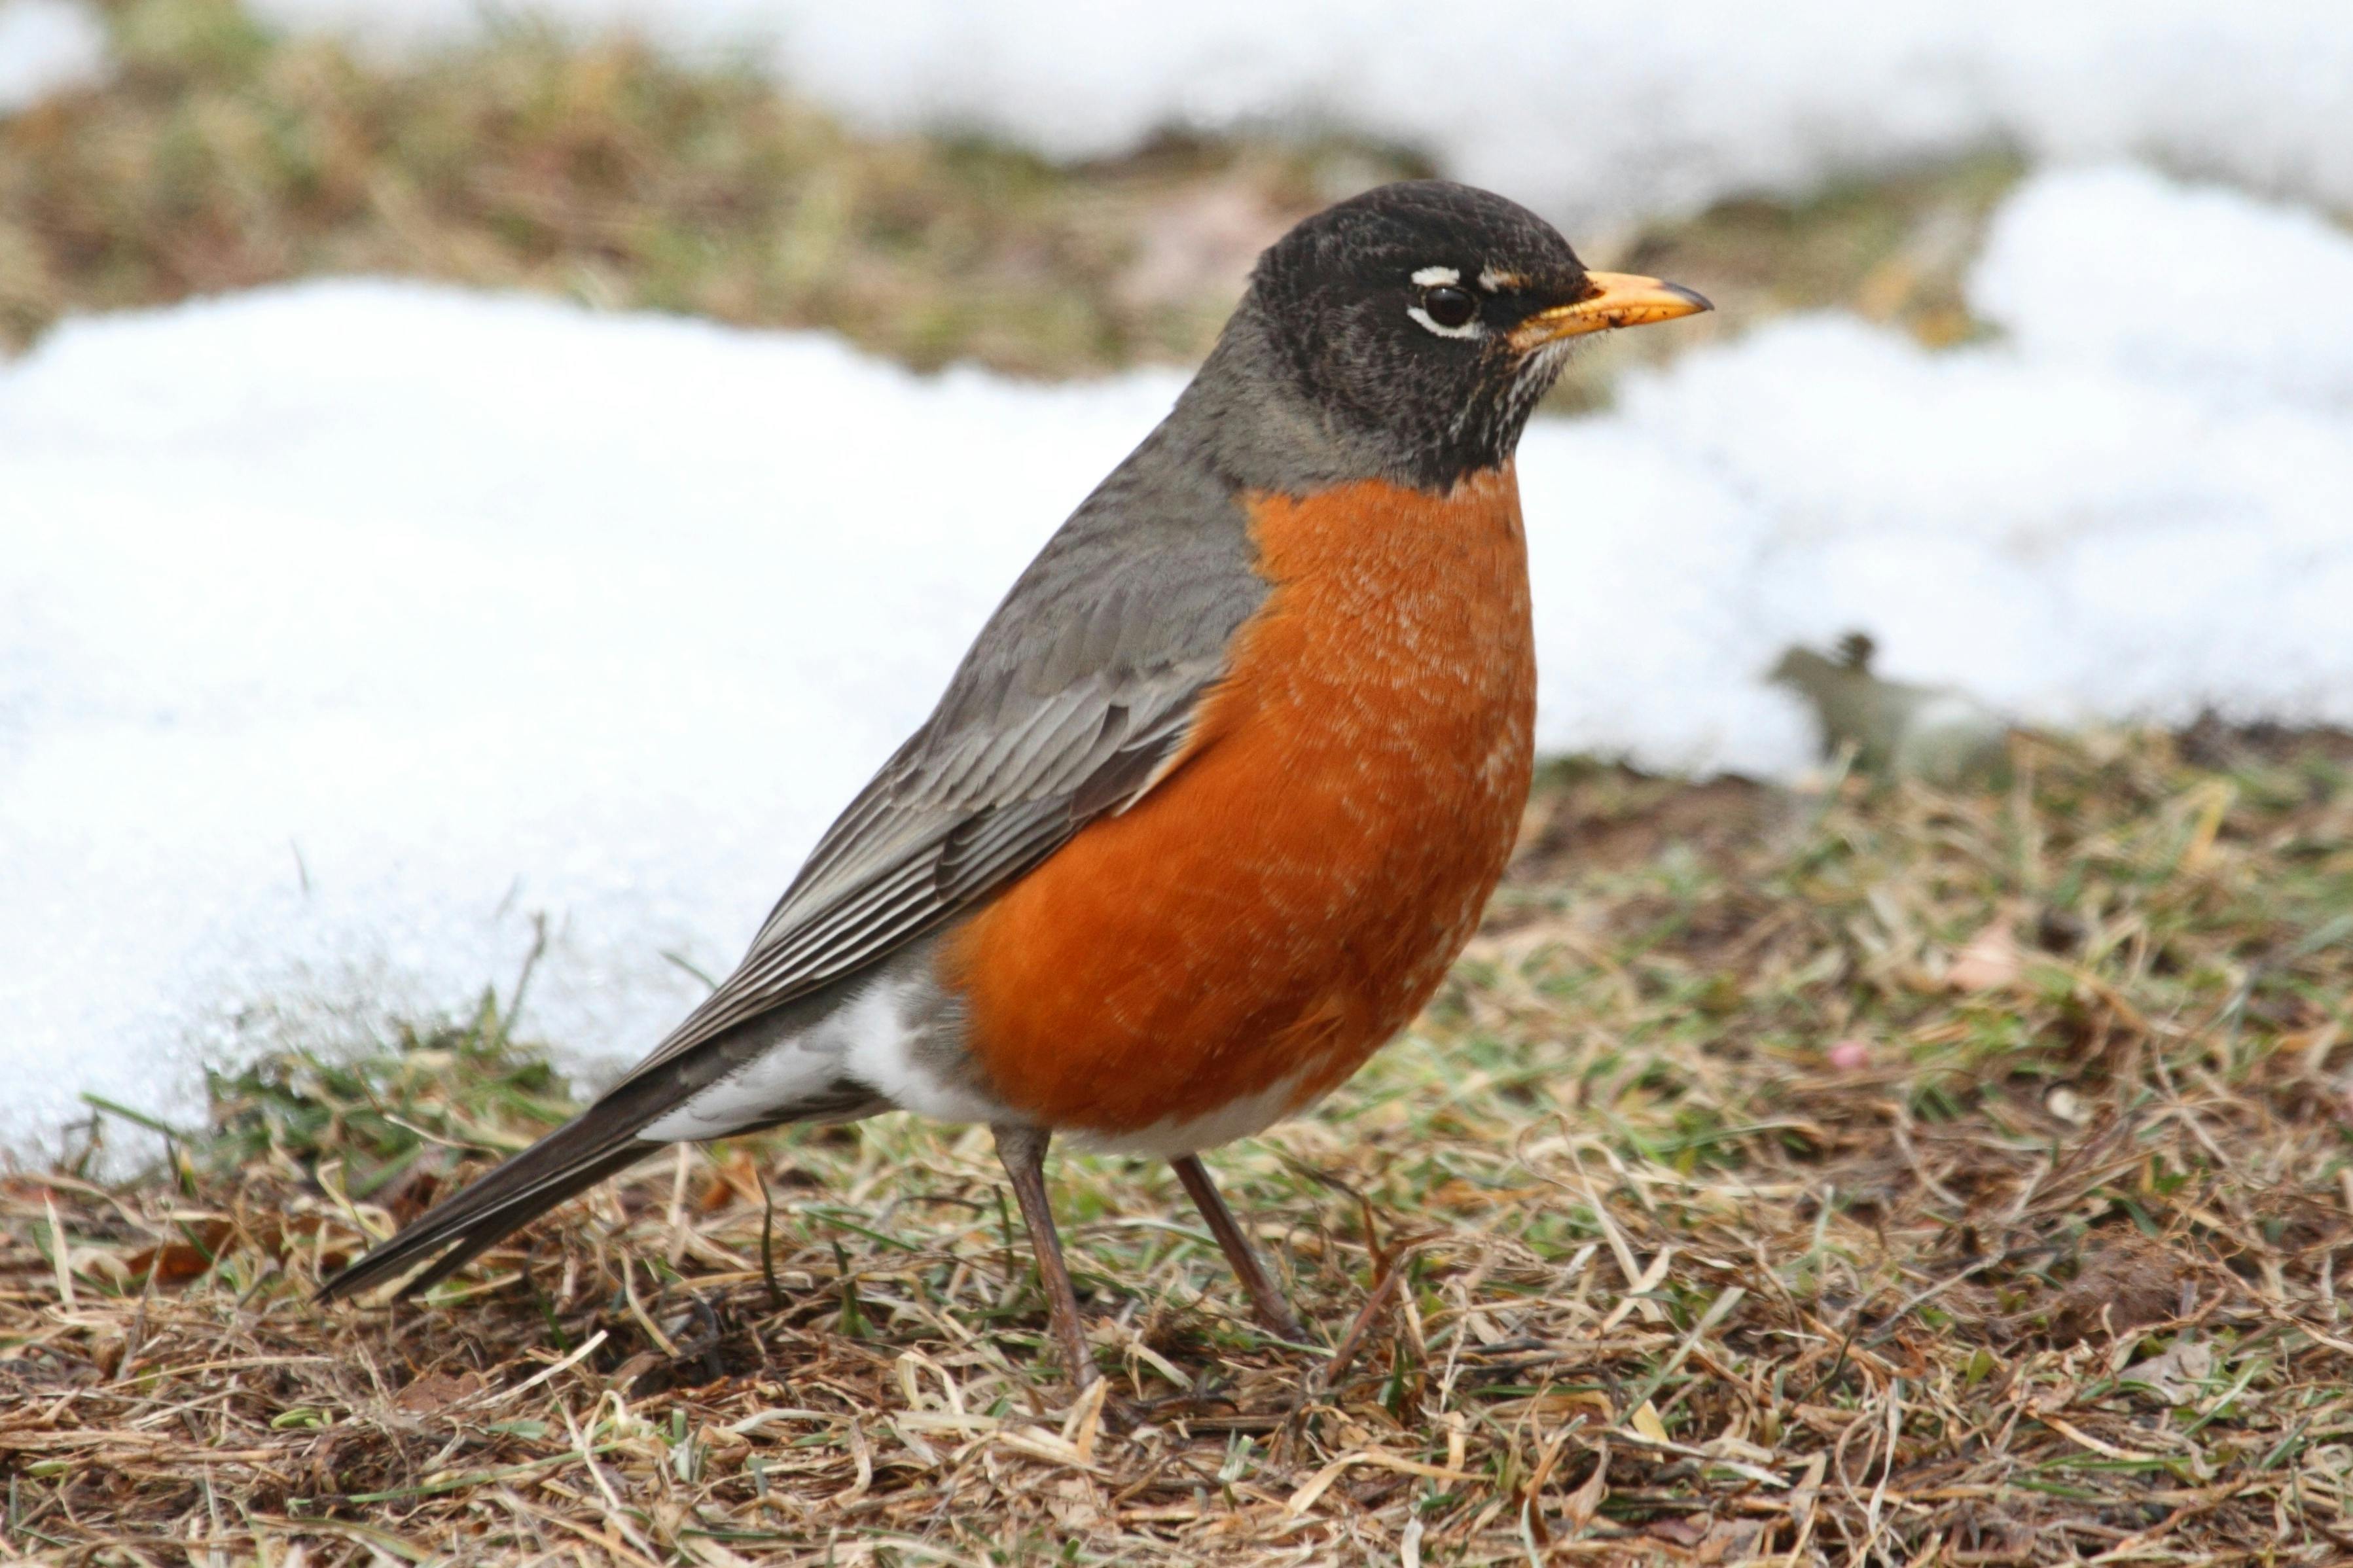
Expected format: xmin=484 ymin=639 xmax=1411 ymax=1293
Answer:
xmin=700 ymin=1149 xmax=763 ymax=1213
xmin=1693 ymin=1518 xmax=1766 ymax=1563
xmin=1644 ymin=1516 xmax=1708 ymax=1546
xmin=126 ymin=1242 xmax=215 ymax=1283
xmin=1949 ymin=918 xmax=2022 ymax=991
xmin=1562 ymin=1442 xmax=1609 ymax=1529
xmin=1782 ymin=1452 xmax=1828 ymax=1561
xmin=1628 ymin=1400 xmax=1671 ymax=1442
xmin=2120 ymin=1338 xmax=2214 ymax=1406
xmin=125 ymin=1221 xmax=234 ymax=1283
xmin=393 ymin=1368 xmax=485 ymax=1414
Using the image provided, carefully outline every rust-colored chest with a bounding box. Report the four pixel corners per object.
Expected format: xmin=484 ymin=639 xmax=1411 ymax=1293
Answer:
xmin=943 ymin=466 xmax=1537 ymax=1141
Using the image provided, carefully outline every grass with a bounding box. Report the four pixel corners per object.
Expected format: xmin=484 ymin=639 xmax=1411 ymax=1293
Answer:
xmin=0 ymin=0 xmax=1424 ymax=371
xmin=3 ymin=1 xmax=2020 ymax=387
xmin=5 ymin=726 xmax=2351 ymax=1563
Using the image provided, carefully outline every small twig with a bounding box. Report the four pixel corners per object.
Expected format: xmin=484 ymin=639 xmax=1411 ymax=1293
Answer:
xmin=1863 ymin=1256 xmax=2003 ymax=1348
xmin=499 ymin=911 xmax=551 ymax=1039
xmin=1323 ymin=1258 xmax=1412 ymax=1389
xmin=42 ymin=1191 xmax=76 ymax=1312
xmin=755 ymin=1165 xmax=785 ymax=1311
xmin=482 ymin=1328 xmax=609 ymax=1408
xmin=665 ymin=1143 xmax=692 ymax=1267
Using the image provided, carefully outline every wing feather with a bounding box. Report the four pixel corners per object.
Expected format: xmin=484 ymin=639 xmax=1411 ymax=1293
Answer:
xmin=322 ymin=387 xmax=1280 ymax=1300
xmin=606 ymin=546 xmax=1256 ymax=1094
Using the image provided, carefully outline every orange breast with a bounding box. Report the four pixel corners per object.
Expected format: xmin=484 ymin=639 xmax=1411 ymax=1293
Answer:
xmin=941 ymin=465 xmax=1537 ymax=1139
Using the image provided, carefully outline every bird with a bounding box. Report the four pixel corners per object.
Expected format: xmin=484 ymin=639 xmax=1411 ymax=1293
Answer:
xmin=1767 ymin=632 xmax=2009 ymax=787
xmin=318 ymin=180 xmax=1710 ymax=1387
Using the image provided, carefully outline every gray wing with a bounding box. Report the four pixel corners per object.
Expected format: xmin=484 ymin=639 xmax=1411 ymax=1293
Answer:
xmin=609 ymin=432 xmax=1267 ymax=1093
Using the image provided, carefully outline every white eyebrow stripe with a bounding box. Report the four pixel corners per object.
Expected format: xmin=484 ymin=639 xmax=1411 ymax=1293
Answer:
xmin=1479 ymin=268 xmax=1523 ymax=292
xmin=1410 ymin=265 xmax=1461 ymax=287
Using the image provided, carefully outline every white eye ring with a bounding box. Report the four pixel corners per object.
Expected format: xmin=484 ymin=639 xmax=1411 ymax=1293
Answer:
xmin=1407 ymin=303 xmax=1485 ymax=340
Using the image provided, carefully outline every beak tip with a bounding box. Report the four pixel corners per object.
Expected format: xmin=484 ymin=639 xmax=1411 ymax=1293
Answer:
xmin=1668 ymin=282 xmax=1714 ymax=314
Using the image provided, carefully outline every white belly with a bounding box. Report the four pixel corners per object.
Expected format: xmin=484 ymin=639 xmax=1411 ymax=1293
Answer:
xmin=637 ymin=972 xmax=1011 ymax=1143
xmin=1064 ymin=1069 xmax=1317 ymax=1159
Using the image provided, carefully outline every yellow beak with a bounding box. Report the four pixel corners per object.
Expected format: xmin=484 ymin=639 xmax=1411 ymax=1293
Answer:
xmin=1509 ymin=272 xmax=1713 ymax=349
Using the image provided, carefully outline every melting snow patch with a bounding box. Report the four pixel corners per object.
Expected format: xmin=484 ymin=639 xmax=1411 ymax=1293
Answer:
xmin=239 ymin=0 xmax=2353 ymax=227
xmin=0 ymin=0 xmax=107 ymax=113
xmin=3 ymin=163 xmax=2350 ymax=1153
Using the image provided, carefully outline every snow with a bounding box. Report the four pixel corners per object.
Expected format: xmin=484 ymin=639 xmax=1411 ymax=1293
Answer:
xmin=0 ymin=0 xmax=107 ymax=114
xmin=238 ymin=0 xmax=2353 ymax=228
xmin=1974 ymin=164 xmax=2353 ymax=410
xmin=1 ymin=295 xmax=1184 ymax=1157
xmin=1532 ymin=168 xmax=2353 ymax=768
xmin=5 ymin=162 xmax=2352 ymax=1154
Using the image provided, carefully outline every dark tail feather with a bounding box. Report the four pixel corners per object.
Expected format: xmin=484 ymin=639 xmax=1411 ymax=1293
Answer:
xmin=317 ymin=1111 xmax=660 ymax=1302
xmin=318 ymin=994 xmax=888 ymax=1302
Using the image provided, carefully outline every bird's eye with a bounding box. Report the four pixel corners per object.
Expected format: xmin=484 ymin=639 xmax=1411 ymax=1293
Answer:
xmin=1420 ymin=285 xmax=1478 ymax=330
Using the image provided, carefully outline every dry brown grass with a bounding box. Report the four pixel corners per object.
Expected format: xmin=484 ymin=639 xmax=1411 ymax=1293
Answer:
xmin=7 ymin=726 xmax=2350 ymax=1564
xmin=3 ymin=2 xmax=2015 ymax=391
xmin=0 ymin=0 xmax=1416 ymax=372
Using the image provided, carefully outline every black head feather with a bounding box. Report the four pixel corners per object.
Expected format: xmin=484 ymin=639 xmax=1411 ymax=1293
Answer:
xmin=1246 ymin=181 xmax=1594 ymax=490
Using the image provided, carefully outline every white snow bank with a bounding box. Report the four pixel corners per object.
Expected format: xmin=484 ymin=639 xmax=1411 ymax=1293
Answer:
xmin=241 ymin=0 xmax=2353 ymax=228
xmin=0 ymin=0 xmax=106 ymax=114
xmin=1 ymin=292 xmax=1185 ymax=1156
xmin=1975 ymin=164 xmax=2353 ymax=410
xmin=1533 ymin=168 xmax=2353 ymax=767
xmin=5 ymin=163 xmax=2351 ymax=1152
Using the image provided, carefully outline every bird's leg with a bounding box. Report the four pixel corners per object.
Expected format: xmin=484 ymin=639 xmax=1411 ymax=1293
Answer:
xmin=992 ymin=1124 xmax=1100 ymax=1389
xmin=1170 ymin=1153 xmax=1307 ymax=1343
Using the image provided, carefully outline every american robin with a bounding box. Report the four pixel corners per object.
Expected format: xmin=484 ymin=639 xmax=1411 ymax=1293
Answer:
xmin=320 ymin=181 xmax=1708 ymax=1386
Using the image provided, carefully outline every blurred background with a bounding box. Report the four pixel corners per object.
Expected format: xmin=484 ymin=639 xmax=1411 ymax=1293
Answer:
xmin=3 ymin=0 xmax=2351 ymax=1154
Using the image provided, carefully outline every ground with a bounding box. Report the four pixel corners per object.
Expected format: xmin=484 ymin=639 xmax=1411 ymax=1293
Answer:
xmin=7 ymin=8 xmax=2353 ymax=1565
xmin=5 ymin=726 xmax=2352 ymax=1564
xmin=4 ymin=2 xmax=2015 ymax=383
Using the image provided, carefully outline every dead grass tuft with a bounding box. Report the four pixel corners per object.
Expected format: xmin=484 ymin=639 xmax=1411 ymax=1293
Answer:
xmin=3 ymin=1 xmax=2021 ymax=391
xmin=6 ymin=727 xmax=2350 ymax=1562
xmin=0 ymin=0 xmax=1416 ymax=372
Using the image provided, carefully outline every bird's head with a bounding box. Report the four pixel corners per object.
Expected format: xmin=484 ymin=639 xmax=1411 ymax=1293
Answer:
xmin=1242 ymin=180 xmax=1710 ymax=490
